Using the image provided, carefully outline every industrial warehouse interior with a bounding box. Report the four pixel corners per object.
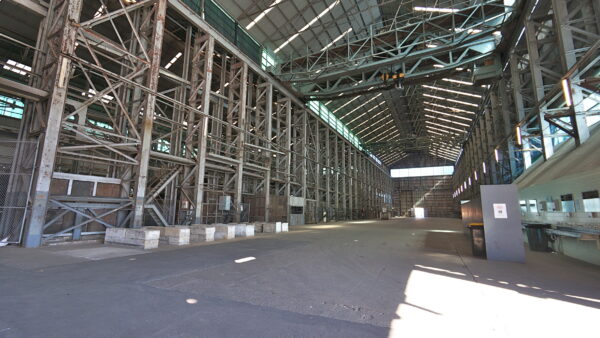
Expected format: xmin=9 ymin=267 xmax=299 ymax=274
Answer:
xmin=0 ymin=0 xmax=599 ymax=336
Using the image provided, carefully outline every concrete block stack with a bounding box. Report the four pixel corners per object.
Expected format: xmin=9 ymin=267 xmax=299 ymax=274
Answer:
xmin=213 ymin=224 xmax=236 ymax=240
xmin=104 ymin=228 xmax=160 ymax=249
xmin=189 ymin=225 xmax=215 ymax=242
xmin=261 ymin=222 xmax=281 ymax=233
xmin=234 ymin=224 xmax=255 ymax=237
xmin=144 ymin=226 xmax=190 ymax=246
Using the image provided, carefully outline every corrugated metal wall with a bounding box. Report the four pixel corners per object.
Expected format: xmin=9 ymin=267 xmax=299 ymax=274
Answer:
xmin=392 ymin=175 xmax=460 ymax=218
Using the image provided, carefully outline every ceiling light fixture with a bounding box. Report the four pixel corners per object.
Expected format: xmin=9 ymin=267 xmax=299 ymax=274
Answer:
xmin=562 ymin=78 xmax=572 ymax=107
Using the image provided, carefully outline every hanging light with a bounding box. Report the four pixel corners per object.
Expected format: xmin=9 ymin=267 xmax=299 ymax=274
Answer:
xmin=516 ymin=125 xmax=522 ymax=145
xmin=562 ymin=79 xmax=572 ymax=107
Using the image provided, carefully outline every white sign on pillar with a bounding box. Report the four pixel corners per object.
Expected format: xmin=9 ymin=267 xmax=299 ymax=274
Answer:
xmin=493 ymin=203 xmax=508 ymax=219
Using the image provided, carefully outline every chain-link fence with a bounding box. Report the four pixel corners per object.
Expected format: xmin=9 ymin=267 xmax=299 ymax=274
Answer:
xmin=0 ymin=140 xmax=38 ymax=245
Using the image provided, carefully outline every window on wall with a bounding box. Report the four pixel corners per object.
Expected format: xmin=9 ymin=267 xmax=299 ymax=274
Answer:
xmin=528 ymin=200 xmax=538 ymax=213
xmin=520 ymin=200 xmax=527 ymax=213
xmin=0 ymin=95 xmax=24 ymax=119
xmin=261 ymin=49 xmax=276 ymax=71
xmin=391 ymin=166 xmax=454 ymax=178
xmin=582 ymin=190 xmax=600 ymax=212
xmin=560 ymin=194 xmax=575 ymax=212
xmin=307 ymin=100 xmax=369 ymax=155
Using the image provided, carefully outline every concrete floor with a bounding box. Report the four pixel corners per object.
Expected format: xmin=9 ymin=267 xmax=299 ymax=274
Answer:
xmin=0 ymin=218 xmax=599 ymax=338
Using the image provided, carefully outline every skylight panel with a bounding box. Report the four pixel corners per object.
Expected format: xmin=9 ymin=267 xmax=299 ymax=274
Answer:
xmin=429 ymin=151 xmax=456 ymax=162
xmin=3 ymin=59 xmax=31 ymax=76
xmin=424 ymin=108 xmax=472 ymax=121
xmin=165 ymin=52 xmax=182 ymax=69
xmin=442 ymin=78 xmax=473 ymax=86
xmin=347 ymin=107 xmax=387 ymax=125
xmin=423 ymin=101 xmax=476 ymax=115
xmin=425 ymin=125 xmax=460 ymax=135
xmin=429 ymin=149 xmax=459 ymax=158
xmin=424 ymin=114 xmax=470 ymax=127
xmin=321 ymin=27 xmax=352 ymax=51
xmin=427 ymin=129 xmax=445 ymax=137
xmin=414 ymin=7 xmax=459 ymax=13
xmin=246 ymin=0 xmax=283 ymax=30
xmin=426 ymin=120 xmax=466 ymax=133
xmin=340 ymin=93 xmax=382 ymax=120
xmin=93 ymin=5 xmax=107 ymax=18
xmin=422 ymin=93 xmax=479 ymax=107
xmin=82 ymin=89 xmax=114 ymax=103
xmin=422 ymin=85 xmax=481 ymax=98
xmin=332 ymin=95 xmax=360 ymax=113
xmin=358 ymin=120 xmax=393 ymax=138
xmin=369 ymin=129 xmax=399 ymax=143
xmin=274 ymin=0 xmax=341 ymax=53
xmin=352 ymin=112 xmax=388 ymax=129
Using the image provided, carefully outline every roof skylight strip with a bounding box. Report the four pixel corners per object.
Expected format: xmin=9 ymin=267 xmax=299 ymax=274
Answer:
xmin=425 ymin=121 xmax=466 ymax=133
xmin=423 ymin=101 xmax=476 ymax=115
xmin=321 ymin=27 xmax=353 ymax=51
xmin=274 ymin=0 xmax=341 ymax=53
xmin=423 ymin=108 xmax=472 ymax=121
xmin=340 ymin=93 xmax=383 ymax=120
xmin=246 ymin=0 xmax=283 ymax=30
xmin=422 ymin=85 xmax=482 ymax=98
xmin=424 ymin=114 xmax=470 ymax=127
xmin=422 ymin=93 xmax=479 ymax=107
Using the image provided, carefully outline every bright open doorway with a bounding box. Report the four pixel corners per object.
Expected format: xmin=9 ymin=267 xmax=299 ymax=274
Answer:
xmin=414 ymin=208 xmax=425 ymax=219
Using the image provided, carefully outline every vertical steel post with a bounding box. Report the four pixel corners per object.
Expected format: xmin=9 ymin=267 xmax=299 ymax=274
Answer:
xmin=193 ymin=35 xmax=215 ymax=224
xmin=263 ymin=83 xmax=273 ymax=222
xmin=131 ymin=0 xmax=168 ymax=228
xmin=24 ymin=0 xmax=83 ymax=247
xmin=552 ymin=0 xmax=590 ymax=144
xmin=234 ymin=63 xmax=248 ymax=223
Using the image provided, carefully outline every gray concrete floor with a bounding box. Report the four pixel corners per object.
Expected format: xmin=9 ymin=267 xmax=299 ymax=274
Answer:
xmin=0 ymin=218 xmax=599 ymax=338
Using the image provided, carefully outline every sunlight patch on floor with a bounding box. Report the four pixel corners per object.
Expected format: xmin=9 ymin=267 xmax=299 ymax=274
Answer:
xmin=389 ymin=268 xmax=600 ymax=337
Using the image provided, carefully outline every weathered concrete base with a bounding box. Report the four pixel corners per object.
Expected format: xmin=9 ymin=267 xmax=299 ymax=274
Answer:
xmin=189 ymin=225 xmax=215 ymax=242
xmin=144 ymin=226 xmax=190 ymax=246
xmin=105 ymin=228 xmax=160 ymax=249
xmin=234 ymin=224 xmax=255 ymax=237
xmin=261 ymin=222 xmax=281 ymax=233
xmin=213 ymin=224 xmax=235 ymax=240
xmin=253 ymin=223 xmax=263 ymax=233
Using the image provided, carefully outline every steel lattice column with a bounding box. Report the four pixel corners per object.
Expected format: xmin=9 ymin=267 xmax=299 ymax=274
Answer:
xmin=24 ymin=0 xmax=83 ymax=247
